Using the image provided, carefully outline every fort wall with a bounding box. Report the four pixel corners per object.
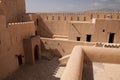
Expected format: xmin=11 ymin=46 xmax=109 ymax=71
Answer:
xmin=93 ymin=19 xmax=120 ymax=43
xmin=0 ymin=0 xmax=26 ymax=23
xmin=69 ymin=21 xmax=95 ymax=41
xmin=34 ymin=12 xmax=120 ymax=21
xmin=0 ymin=20 xmax=35 ymax=79
xmin=31 ymin=12 xmax=120 ymax=43
xmin=38 ymin=20 xmax=69 ymax=38
xmin=41 ymin=37 xmax=95 ymax=56
xmin=41 ymin=37 xmax=120 ymax=57
xmin=69 ymin=19 xmax=120 ymax=43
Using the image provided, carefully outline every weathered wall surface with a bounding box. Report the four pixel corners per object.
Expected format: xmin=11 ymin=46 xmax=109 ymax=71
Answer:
xmin=41 ymin=38 xmax=95 ymax=56
xmin=69 ymin=21 xmax=95 ymax=41
xmin=0 ymin=0 xmax=26 ymax=23
xmin=31 ymin=12 xmax=120 ymax=43
xmin=93 ymin=19 xmax=120 ymax=43
xmin=61 ymin=46 xmax=120 ymax=80
xmin=35 ymin=12 xmax=120 ymax=21
xmin=23 ymin=36 xmax=41 ymax=65
xmin=67 ymin=19 xmax=120 ymax=43
xmin=41 ymin=38 xmax=120 ymax=63
xmin=83 ymin=46 xmax=120 ymax=63
xmin=38 ymin=20 xmax=69 ymax=37
xmin=0 ymin=19 xmax=35 ymax=79
xmin=30 ymin=14 xmax=69 ymax=38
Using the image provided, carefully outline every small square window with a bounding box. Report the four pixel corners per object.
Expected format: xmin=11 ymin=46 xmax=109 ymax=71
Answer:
xmin=103 ymin=29 xmax=105 ymax=32
xmin=77 ymin=37 xmax=81 ymax=41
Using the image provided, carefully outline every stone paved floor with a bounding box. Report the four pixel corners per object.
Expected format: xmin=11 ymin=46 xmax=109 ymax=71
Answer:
xmin=5 ymin=57 xmax=65 ymax=80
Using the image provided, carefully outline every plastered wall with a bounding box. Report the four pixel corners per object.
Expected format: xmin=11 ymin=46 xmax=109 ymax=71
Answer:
xmin=31 ymin=14 xmax=69 ymax=38
xmin=0 ymin=0 xmax=26 ymax=23
xmin=93 ymin=19 xmax=120 ymax=43
xmin=41 ymin=38 xmax=95 ymax=56
xmin=69 ymin=21 xmax=95 ymax=41
xmin=31 ymin=12 xmax=120 ymax=43
xmin=24 ymin=36 xmax=41 ymax=64
xmin=68 ymin=19 xmax=120 ymax=43
xmin=33 ymin=12 xmax=120 ymax=21
xmin=39 ymin=20 xmax=69 ymax=37
xmin=0 ymin=18 xmax=35 ymax=79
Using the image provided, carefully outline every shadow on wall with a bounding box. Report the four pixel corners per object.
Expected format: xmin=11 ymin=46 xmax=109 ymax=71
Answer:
xmin=82 ymin=61 xmax=94 ymax=80
xmin=41 ymin=40 xmax=62 ymax=58
xmin=82 ymin=50 xmax=94 ymax=80
xmin=37 ymin=17 xmax=54 ymax=38
xmin=72 ymin=24 xmax=81 ymax=35
xmin=17 ymin=14 xmax=31 ymax=22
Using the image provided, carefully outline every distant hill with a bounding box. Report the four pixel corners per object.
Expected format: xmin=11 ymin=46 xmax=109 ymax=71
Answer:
xmin=87 ymin=8 xmax=120 ymax=12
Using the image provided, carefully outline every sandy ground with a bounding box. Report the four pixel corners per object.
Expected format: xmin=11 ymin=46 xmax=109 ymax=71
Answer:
xmin=5 ymin=57 xmax=65 ymax=80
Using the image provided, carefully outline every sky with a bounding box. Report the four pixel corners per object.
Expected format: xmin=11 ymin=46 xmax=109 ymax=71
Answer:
xmin=25 ymin=0 xmax=120 ymax=13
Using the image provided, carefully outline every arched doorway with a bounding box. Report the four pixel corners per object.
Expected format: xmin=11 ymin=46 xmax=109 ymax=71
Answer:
xmin=34 ymin=45 xmax=39 ymax=61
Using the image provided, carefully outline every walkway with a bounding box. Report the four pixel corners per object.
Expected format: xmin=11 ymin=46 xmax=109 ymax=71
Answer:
xmin=5 ymin=57 xmax=65 ymax=80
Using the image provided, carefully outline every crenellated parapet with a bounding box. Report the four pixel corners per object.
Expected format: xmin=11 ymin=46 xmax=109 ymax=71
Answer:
xmin=32 ymin=11 xmax=120 ymax=21
xmin=95 ymin=42 xmax=120 ymax=48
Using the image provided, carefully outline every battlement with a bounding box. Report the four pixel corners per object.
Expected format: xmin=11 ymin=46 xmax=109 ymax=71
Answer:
xmin=35 ymin=11 xmax=120 ymax=15
xmin=32 ymin=11 xmax=120 ymax=21
xmin=95 ymin=42 xmax=120 ymax=48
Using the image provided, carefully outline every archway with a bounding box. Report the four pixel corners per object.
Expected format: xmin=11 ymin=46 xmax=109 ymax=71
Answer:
xmin=34 ymin=45 xmax=39 ymax=61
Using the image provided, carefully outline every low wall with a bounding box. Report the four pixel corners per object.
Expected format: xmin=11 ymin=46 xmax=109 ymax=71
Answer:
xmin=61 ymin=46 xmax=120 ymax=80
xmin=41 ymin=37 xmax=95 ymax=56
xmin=41 ymin=38 xmax=120 ymax=63
xmin=83 ymin=46 xmax=120 ymax=64
xmin=61 ymin=46 xmax=84 ymax=80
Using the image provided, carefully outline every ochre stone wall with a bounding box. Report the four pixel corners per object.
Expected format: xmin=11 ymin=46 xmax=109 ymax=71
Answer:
xmin=30 ymin=12 xmax=120 ymax=43
xmin=93 ymin=19 xmax=120 ymax=43
xmin=23 ymin=36 xmax=41 ymax=65
xmin=61 ymin=46 xmax=120 ymax=80
xmin=69 ymin=19 xmax=120 ymax=43
xmin=33 ymin=12 xmax=120 ymax=21
xmin=41 ymin=37 xmax=95 ymax=56
xmin=69 ymin=21 xmax=95 ymax=41
xmin=31 ymin=12 xmax=120 ymax=43
xmin=38 ymin=20 xmax=69 ymax=37
xmin=0 ymin=0 xmax=26 ymax=23
xmin=0 ymin=19 xmax=35 ymax=79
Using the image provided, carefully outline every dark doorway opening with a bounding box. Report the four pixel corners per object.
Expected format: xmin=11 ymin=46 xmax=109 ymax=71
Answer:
xmin=35 ymin=31 xmax=37 ymax=35
xmin=86 ymin=35 xmax=91 ymax=42
xmin=18 ymin=55 xmax=23 ymax=66
xmin=77 ymin=37 xmax=81 ymax=41
xmin=34 ymin=45 xmax=39 ymax=61
xmin=109 ymin=33 xmax=115 ymax=43
xmin=36 ymin=19 xmax=39 ymax=26
xmin=84 ymin=17 xmax=86 ymax=21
